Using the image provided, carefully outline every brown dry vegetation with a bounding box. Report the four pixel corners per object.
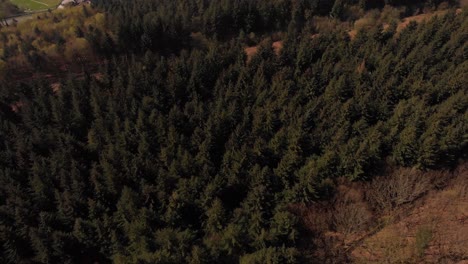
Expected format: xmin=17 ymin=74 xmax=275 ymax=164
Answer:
xmin=246 ymin=7 xmax=462 ymax=57
xmin=291 ymin=163 xmax=468 ymax=263
xmin=244 ymin=40 xmax=283 ymax=62
xmin=272 ymin=40 xmax=283 ymax=55
xmin=396 ymin=10 xmax=449 ymax=32
xmin=352 ymin=167 xmax=468 ymax=263
xmin=244 ymin=46 xmax=258 ymax=63
xmin=348 ymin=29 xmax=358 ymax=40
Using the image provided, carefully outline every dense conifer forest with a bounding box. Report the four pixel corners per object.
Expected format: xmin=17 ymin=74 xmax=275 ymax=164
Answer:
xmin=0 ymin=0 xmax=467 ymax=263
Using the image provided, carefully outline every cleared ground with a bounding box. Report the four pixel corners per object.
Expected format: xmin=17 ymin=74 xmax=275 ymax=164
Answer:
xmin=10 ymin=0 xmax=61 ymax=11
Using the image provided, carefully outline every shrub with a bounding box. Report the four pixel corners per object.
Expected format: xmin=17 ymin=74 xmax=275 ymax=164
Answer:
xmin=415 ymin=226 xmax=432 ymax=257
xmin=354 ymin=10 xmax=380 ymax=31
xmin=366 ymin=168 xmax=433 ymax=211
xmin=332 ymin=185 xmax=372 ymax=234
xmin=380 ymin=6 xmax=402 ymax=23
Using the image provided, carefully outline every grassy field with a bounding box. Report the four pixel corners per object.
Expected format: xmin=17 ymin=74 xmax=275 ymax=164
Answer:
xmin=10 ymin=0 xmax=61 ymax=11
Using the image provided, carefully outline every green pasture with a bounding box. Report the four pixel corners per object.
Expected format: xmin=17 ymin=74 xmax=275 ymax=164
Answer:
xmin=10 ymin=0 xmax=61 ymax=11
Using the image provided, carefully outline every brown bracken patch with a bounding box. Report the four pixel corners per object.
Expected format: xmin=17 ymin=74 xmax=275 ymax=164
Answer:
xmin=272 ymin=41 xmax=283 ymax=55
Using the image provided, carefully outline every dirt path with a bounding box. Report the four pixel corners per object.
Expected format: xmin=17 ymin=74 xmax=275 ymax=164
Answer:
xmin=30 ymin=0 xmax=50 ymax=7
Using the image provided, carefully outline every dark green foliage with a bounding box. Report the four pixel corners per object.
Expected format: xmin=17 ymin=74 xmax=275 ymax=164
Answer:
xmin=0 ymin=1 xmax=467 ymax=263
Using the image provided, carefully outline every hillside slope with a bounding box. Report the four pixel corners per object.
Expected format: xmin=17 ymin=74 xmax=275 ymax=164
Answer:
xmin=294 ymin=163 xmax=467 ymax=263
xmin=352 ymin=165 xmax=468 ymax=263
xmin=0 ymin=1 xmax=466 ymax=263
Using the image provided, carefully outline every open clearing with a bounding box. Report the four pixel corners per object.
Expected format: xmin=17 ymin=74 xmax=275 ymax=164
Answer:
xmin=10 ymin=0 xmax=61 ymax=11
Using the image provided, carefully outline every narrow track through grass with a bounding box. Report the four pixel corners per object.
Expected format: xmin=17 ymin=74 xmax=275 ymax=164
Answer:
xmin=10 ymin=0 xmax=61 ymax=11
